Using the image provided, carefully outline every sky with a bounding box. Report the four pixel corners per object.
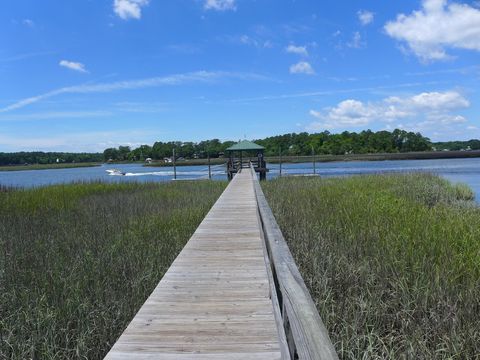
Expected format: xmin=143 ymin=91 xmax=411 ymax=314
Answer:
xmin=1 ymin=0 xmax=480 ymax=152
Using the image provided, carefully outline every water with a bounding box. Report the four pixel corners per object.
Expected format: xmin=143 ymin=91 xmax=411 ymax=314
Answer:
xmin=0 ymin=163 xmax=227 ymax=187
xmin=0 ymin=158 xmax=479 ymax=201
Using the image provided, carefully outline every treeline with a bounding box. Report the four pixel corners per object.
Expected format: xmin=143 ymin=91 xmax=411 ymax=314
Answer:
xmin=0 ymin=152 xmax=103 ymax=166
xmin=103 ymin=140 xmax=236 ymax=161
xmin=3 ymin=130 xmax=477 ymax=166
xmin=256 ymin=129 xmax=432 ymax=156
xmin=433 ymin=139 xmax=480 ymax=151
xmin=104 ymin=129 xmax=434 ymax=161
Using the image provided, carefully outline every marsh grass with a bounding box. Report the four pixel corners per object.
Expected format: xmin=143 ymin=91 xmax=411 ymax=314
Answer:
xmin=263 ymin=173 xmax=480 ymax=359
xmin=0 ymin=180 xmax=226 ymax=359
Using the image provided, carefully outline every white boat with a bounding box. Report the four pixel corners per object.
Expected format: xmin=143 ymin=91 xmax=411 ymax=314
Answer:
xmin=106 ymin=169 xmax=126 ymax=176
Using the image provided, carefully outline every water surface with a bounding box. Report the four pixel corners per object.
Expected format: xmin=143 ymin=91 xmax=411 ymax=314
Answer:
xmin=1 ymin=158 xmax=479 ymax=201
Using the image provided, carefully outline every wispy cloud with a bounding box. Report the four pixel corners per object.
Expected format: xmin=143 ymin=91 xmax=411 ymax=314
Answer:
xmin=59 ymin=60 xmax=88 ymax=73
xmin=204 ymin=0 xmax=236 ymax=11
xmin=0 ymin=51 xmax=56 ymax=63
xmin=113 ymin=0 xmax=149 ymax=20
xmin=0 ymin=71 xmax=266 ymax=113
xmin=289 ymin=61 xmax=315 ymax=75
xmin=0 ymin=111 xmax=112 ymax=122
xmin=220 ymin=33 xmax=274 ymax=49
xmin=22 ymin=19 xmax=35 ymax=28
xmin=0 ymin=129 xmax=161 ymax=152
xmin=285 ymin=44 xmax=308 ymax=56
xmin=347 ymin=32 xmax=364 ymax=49
xmin=357 ymin=10 xmax=374 ymax=25
xmin=227 ymin=81 xmax=446 ymax=103
xmin=239 ymin=35 xmax=272 ymax=48
xmin=405 ymin=65 xmax=480 ymax=77
xmin=113 ymin=101 xmax=168 ymax=113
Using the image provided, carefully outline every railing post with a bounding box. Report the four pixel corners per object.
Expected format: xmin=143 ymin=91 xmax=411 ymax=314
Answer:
xmin=173 ymin=148 xmax=177 ymax=180
xmin=312 ymin=146 xmax=316 ymax=175
xmin=208 ymin=153 xmax=212 ymax=180
xmin=279 ymin=147 xmax=283 ymax=177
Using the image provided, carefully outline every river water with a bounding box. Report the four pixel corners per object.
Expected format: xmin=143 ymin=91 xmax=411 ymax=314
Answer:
xmin=0 ymin=158 xmax=479 ymax=201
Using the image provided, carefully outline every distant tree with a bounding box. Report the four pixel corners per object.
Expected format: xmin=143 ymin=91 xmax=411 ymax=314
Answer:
xmin=0 ymin=152 xmax=103 ymax=165
xmin=97 ymin=129 xmax=443 ymax=161
xmin=103 ymin=148 xmax=119 ymax=161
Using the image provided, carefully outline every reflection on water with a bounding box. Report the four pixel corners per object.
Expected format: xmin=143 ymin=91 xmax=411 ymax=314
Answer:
xmin=1 ymin=158 xmax=479 ymax=201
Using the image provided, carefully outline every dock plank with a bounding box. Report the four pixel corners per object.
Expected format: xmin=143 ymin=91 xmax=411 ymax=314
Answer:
xmin=105 ymin=170 xmax=283 ymax=359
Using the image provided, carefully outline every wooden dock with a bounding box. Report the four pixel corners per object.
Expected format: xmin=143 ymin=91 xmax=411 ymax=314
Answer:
xmin=105 ymin=167 xmax=337 ymax=360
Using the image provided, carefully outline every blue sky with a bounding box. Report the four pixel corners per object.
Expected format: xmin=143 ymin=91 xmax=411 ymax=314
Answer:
xmin=1 ymin=0 xmax=480 ymax=152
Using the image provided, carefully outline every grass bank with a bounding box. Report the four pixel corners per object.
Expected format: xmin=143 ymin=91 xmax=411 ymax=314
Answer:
xmin=0 ymin=180 xmax=226 ymax=359
xmin=0 ymin=162 xmax=101 ymax=171
xmin=262 ymin=174 xmax=479 ymax=359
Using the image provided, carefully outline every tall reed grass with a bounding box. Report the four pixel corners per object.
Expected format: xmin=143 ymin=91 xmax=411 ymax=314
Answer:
xmin=0 ymin=181 xmax=226 ymax=359
xmin=263 ymin=173 xmax=479 ymax=359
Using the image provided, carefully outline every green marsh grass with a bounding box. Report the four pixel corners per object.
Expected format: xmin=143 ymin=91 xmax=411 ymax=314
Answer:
xmin=262 ymin=173 xmax=479 ymax=359
xmin=0 ymin=181 xmax=226 ymax=359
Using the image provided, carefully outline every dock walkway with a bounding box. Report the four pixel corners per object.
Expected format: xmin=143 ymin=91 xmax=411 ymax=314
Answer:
xmin=105 ymin=169 xmax=284 ymax=359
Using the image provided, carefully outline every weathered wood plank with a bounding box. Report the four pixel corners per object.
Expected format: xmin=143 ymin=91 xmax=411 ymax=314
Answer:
xmin=105 ymin=170 xmax=286 ymax=359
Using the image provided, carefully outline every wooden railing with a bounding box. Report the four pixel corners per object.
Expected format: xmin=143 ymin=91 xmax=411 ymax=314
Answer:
xmin=250 ymin=165 xmax=338 ymax=360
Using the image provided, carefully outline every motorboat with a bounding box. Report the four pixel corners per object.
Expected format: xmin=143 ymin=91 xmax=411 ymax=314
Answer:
xmin=106 ymin=169 xmax=126 ymax=176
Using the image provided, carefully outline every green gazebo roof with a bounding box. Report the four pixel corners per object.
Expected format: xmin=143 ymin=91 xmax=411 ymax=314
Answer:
xmin=226 ymin=140 xmax=265 ymax=152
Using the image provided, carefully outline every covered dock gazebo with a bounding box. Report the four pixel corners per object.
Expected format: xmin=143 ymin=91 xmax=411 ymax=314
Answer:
xmin=226 ymin=140 xmax=268 ymax=180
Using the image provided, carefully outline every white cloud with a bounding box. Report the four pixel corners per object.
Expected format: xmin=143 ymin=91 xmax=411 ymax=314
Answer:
xmin=348 ymin=32 xmax=364 ymax=48
xmin=385 ymin=91 xmax=469 ymax=111
xmin=309 ymin=100 xmax=376 ymax=128
xmin=0 ymin=71 xmax=264 ymax=113
xmin=358 ymin=10 xmax=374 ymax=25
xmin=285 ymin=44 xmax=308 ymax=56
xmin=113 ymin=0 xmax=149 ymax=20
xmin=239 ymin=35 xmax=259 ymax=47
xmin=204 ymin=0 xmax=236 ymax=11
xmin=385 ymin=0 xmax=480 ymax=61
xmin=59 ymin=60 xmax=88 ymax=73
xmin=308 ymin=91 xmax=470 ymax=130
xmin=289 ymin=61 xmax=315 ymax=75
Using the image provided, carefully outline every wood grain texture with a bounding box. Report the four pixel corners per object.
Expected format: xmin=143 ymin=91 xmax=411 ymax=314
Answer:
xmin=105 ymin=170 xmax=285 ymax=359
xmin=251 ymin=165 xmax=339 ymax=360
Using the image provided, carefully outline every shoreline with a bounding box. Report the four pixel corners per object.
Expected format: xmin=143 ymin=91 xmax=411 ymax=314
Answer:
xmin=142 ymin=150 xmax=480 ymax=167
xmin=1 ymin=150 xmax=479 ymax=172
xmin=0 ymin=162 xmax=101 ymax=172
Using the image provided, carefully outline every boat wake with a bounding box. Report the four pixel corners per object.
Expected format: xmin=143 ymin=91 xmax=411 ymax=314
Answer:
xmin=106 ymin=170 xmax=224 ymax=177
